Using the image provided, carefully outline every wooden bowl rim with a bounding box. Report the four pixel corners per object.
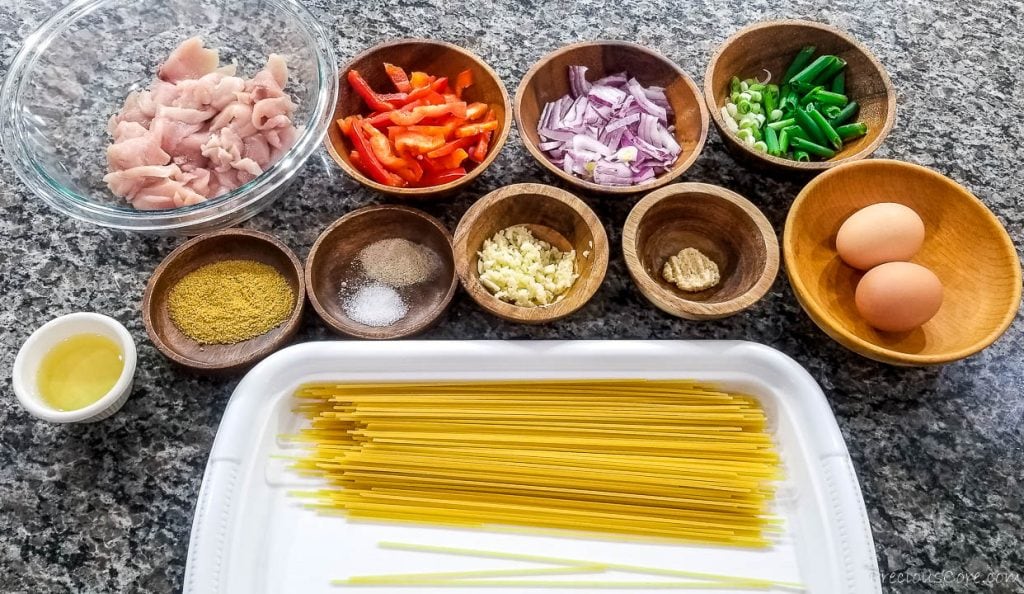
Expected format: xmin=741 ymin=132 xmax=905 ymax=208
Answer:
xmin=304 ymin=204 xmax=458 ymax=339
xmin=514 ymin=40 xmax=710 ymax=195
xmin=623 ymin=182 xmax=780 ymax=319
xmin=783 ymin=158 xmax=1023 ymax=365
xmin=453 ymin=182 xmax=610 ymax=323
xmin=142 ymin=228 xmax=306 ymax=372
xmin=324 ymin=38 xmax=512 ymax=198
xmin=703 ymin=19 xmax=897 ymax=173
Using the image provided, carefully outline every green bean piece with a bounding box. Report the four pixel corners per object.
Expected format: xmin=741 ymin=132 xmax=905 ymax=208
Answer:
xmin=793 ymin=107 xmax=828 ymax=146
xmin=836 ymin=122 xmax=869 ymax=140
xmin=831 ymin=71 xmax=846 ymax=95
xmin=783 ymin=45 xmax=818 ymax=83
xmin=731 ymin=77 xmax=742 ymax=95
xmin=778 ymin=127 xmax=791 ymax=153
xmin=829 ymin=101 xmax=860 ymax=126
xmin=812 ymin=57 xmax=847 ymax=86
xmin=790 ymin=55 xmax=837 ymax=85
xmin=790 ymin=136 xmax=836 ymax=159
xmin=793 ymin=150 xmax=811 ymax=162
xmin=807 ymin=105 xmax=843 ymax=150
xmin=767 ymin=117 xmax=797 ymax=131
xmin=810 ymin=90 xmax=849 ymax=107
xmin=765 ymin=126 xmax=781 ymax=156
xmin=824 ymin=105 xmax=843 ymax=119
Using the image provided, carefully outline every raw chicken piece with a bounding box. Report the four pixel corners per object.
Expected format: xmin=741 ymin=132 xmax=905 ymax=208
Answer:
xmin=105 ymin=37 xmax=297 ymax=209
xmin=158 ymin=37 xmax=220 ymax=83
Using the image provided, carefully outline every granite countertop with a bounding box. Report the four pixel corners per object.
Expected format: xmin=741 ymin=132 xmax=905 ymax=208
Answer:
xmin=1 ymin=0 xmax=1022 ymax=592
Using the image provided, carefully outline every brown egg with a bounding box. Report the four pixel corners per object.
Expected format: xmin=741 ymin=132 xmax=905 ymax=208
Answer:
xmin=836 ymin=203 xmax=925 ymax=270
xmin=855 ymin=262 xmax=943 ymax=332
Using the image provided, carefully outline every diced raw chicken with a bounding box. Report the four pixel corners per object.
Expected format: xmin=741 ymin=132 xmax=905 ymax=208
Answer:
xmin=158 ymin=37 xmax=220 ymax=83
xmin=105 ymin=37 xmax=298 ymax=209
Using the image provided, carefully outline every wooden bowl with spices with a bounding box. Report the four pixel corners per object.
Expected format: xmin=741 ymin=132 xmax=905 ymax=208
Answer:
xmin=306 ymin=205 xmax=458 ymax=339
xmin=622 ymin=183 xmax=779 ymax=320
xmin=453 ymin=183 xmax=609 ymax=324
xmin=142 ymin=229 xmax=305 ymax=374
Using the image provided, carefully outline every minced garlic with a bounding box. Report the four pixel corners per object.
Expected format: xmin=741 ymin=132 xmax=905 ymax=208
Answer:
xmin=477 ymin=225 xmax=578 ymax=307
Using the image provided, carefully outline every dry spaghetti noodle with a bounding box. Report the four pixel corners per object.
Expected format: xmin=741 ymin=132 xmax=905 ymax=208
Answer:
xmin=289 ymin=380 xmax=781 ymax=547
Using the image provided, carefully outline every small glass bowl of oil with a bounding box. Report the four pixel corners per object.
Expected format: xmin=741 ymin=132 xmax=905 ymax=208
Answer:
xmin=13 ymin=312 xmax=137 ymax=423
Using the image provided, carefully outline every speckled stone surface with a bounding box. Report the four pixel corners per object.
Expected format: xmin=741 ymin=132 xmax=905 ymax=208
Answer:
xmin=1 ymin=1 xmax=1022 ymax=593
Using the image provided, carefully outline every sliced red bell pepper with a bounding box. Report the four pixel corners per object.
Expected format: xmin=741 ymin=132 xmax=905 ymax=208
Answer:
xmin=366 ymin=99 xmax=427 ymax=127
xmin=453 ymin=69 xmax=474 ymax=98
xmin=345 ymin=118 xmax=404 ymax=186
xmin=465 ymin=102 xmax=489 ymax=120
xmin=362 ymin=121 xmax=423 ymax=182
xmin=378 ymin=92 xmax=409 ymax=103
xmin=421 ymin=167 xmax=467 ymax=186
xmin=435 ymin=148 xmax=469 ymax=170
xmin=469 ymin=109 xmax=496 ymax=162
xmin=347 ymin=70 xmax=395 ymax=112
xmin=409 ymin=71 xmax=434 ymax=89
xmin=454 ymin=119 xmax=498 ymax=138
xmin=386 ymin=102 xmax=468 ymax=126
xmin=337 ymin=116 xmax=354 ymax=136
xmin=426 ymin=136 xmax=476 ymax=159
xmin=404 ymin=77 xmax=449 ymax=103
xmin=383 ymin=63 xmax=412 ymax=93
xmin=421 ymin=91 xmax=447 ymax=105
xmin=394 ymin=130 xmax=446 ymax=156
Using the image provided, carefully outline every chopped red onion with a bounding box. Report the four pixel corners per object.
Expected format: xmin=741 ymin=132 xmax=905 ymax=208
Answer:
xmin=536 ymin=67 xmax=681 ymax=186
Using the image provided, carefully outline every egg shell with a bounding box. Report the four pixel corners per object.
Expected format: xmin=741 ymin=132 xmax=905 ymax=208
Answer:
xmin=855 ymin=261 xmax=944 ymax=333
xmin=836 ymin=203 xmax=925 ymax=270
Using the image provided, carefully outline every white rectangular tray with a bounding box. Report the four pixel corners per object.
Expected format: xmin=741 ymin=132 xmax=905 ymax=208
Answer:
xmin=183 ymin=340 xmax=881 ymax=594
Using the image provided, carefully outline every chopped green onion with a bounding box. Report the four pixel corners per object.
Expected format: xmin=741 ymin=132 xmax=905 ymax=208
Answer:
xmin=765 ymin=126 xmax=781 ymax=156
xmin=749 ymin=102 xmax=762 ymax=114
xmin=793 ymin=149 xmax=811 ymax=162
xmin=810 ymin=89 xmax=849 ymax=107
xmin=769 ymin=109 xmax=784 ymax=122
xmin=836 ymin=122 xmax=868 ymax=140
xmin=831 ymin=71 xmax=846 ymax=95
xmin=783 ymin=125 xmax=808 ymax=141
xmin=790 ymin=136 xmax=836 ymax=159
xmin=778 ymin=127 xmax=791 ymax=153
xmin=767 ymin=117 xmax=796 ymax=131
xmin=782 ymin=45 xmax=817 ymax=84
xmin=764 ymin=84 xmax=779 ymax=114
xmin=799 ymin=85 xmax=825 ymax=106
xmin=789 ymin=55 xmax=837 ymax=85
xmin=807 ymin=104 xmax=843 ymax=150
xmin=721 ymin=107 xmax=739 ymax=131
xmin=752 ymin=140 xmax=768 ymax=153
xmin=748 ymin=82 xmax=766 ymax=92
xmin=829 ymin=101 xmax=860 ymax=126
xmin=793 ymin=107 xmax=828 ymax=146
xmin=813 ymin=56 xmax=847 ymax=86
xmin=739 ymin=80 xmax=749 ymax=92
xmin=730 ymin=76 xmax=742 ymax=95
xmin=737 ymin=100 xmax=752 ymax=114
xmin=824 ymin=105 xmax=843 ymax=119
xmin=726 ymin=102 xmax=739 ymax=118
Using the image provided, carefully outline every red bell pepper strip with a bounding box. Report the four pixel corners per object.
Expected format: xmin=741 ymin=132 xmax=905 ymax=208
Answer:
xmin=345 ymin=118 xmax=404 ymax=186
xmin=362 ymin=121 xmax=423 ymax=182
xmin=453 ymin=69 xmax=474 ymax=98
xmin=409 ymin=71 xmax=434 ymax=89
xmin=469 ymin=109 xmax=496 ymax=162
xmin=394 ymin=131 xmax=446 ymax=156
xmin=337 ymin=116 xmax=354 ymax=136
xmin=454 ymin=119 xmax=498 ymax=138
xmin=426 ymin=136 xmax=476 ymax=159
xmin=404 ymin=77 xmax=449 ymax=103
xmin=421 ymin=167 xmax=467 ymax=186
xmin=347 ymin=70 xmax=395 ymax=112
xmin=465 ymin=102 xmax=489 ymax=120
xmin=383 ymin=63 xmax=412 ymax=93
xmin=386 ymin=102 xmax=468 ymax=126
xmin=366 ymin=100 xmax=426 ymax=127
xmin=435 ymin=148 xmax=469 ymax=170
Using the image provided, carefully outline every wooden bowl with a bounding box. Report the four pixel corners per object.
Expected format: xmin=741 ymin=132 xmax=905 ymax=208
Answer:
xmin=325 ymin=39 xmax=512 ymax=198
xmin=623 ymin=183 xmax=779 ymax=319
xmin=704 ymin=20 xmax=896 ymax=174
xmin=515 ymin=41 xmax=709 ymax=195
xmin=784 ymin=159 xmax=1022 ymax=365
xmin=142 ymin=229 xmax=305 ymax=374
xmin=453 ymin=183 xmax=609 ymax=323
xmin=305 ymin=205 xmax=457 ymax=339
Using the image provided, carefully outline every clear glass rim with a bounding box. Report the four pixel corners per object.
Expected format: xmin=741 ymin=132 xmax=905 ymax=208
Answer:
xmin=0 ymin=0 xmax=338 ymax=232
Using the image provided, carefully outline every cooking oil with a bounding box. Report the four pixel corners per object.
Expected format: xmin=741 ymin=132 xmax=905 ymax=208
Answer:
xmin=37 ymin=333 xmax=124 ymax=411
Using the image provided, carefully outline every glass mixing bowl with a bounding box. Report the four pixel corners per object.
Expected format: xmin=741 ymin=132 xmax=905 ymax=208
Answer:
xmin=0 ymin=0 xmax=337 ymax=235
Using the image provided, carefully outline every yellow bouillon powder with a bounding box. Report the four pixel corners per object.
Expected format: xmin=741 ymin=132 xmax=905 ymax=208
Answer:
xmin=168 ymin=259 xmax=294 ymax=345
